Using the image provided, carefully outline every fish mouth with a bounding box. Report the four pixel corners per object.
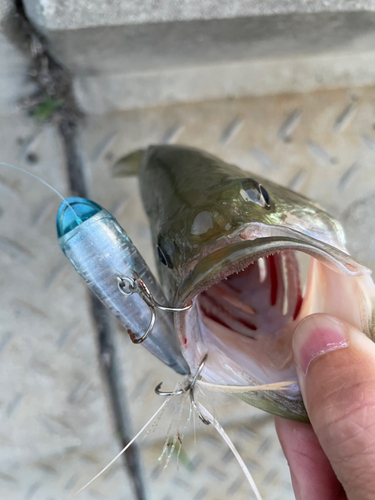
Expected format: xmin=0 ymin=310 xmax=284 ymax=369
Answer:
xmin=174 ymin=225 xmax=374 ymax=420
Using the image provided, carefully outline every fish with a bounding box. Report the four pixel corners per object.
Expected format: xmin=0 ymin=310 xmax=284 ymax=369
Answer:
xmin=113 ymin=144 xmax=375 ymax=423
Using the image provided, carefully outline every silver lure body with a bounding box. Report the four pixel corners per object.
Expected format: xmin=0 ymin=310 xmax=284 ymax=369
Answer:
xmin=57 ymin=200 xmax=189 ymax=375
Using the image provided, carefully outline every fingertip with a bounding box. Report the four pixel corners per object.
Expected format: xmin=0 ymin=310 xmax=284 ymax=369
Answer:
xmin=293 ymin=313 xmax=349 ymax=376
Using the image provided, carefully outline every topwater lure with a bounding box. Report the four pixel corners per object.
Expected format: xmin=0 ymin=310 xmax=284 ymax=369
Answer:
xmin=113 ymin=144 xmax=375 ymax=423
xmin=56 ymin=196 xmax=189 ymax=375
xmin=0 ymin=161 xmax=189 ymax=374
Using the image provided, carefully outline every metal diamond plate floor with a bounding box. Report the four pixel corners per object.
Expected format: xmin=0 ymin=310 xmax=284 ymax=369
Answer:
xmin=1 ymin=85 xmax=375 ymax=500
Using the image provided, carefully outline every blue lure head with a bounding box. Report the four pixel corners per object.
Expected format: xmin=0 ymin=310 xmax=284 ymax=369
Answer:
xmin=56 ymin=197 xmax=102 ymax=237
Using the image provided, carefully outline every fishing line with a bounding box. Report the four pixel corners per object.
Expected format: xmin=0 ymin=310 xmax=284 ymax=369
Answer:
xmin=68 ymin=396 xmax=172 ymax=499
xmin=197 ymin=402 xmax=263 ymax=500
xmin=0 ymin=161 xmax=82 ymax=224
xmin=68 ymin=376 xmax=286 ymax=498
xmin=176 ymin=402 xmax=193 ymax=468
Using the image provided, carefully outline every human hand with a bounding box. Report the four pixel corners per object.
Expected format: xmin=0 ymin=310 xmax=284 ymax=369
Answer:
xmin=276 ymin=313 xmax=375 ymax=500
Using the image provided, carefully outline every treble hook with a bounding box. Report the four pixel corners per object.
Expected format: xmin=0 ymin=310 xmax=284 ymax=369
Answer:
xmin=154 ymin=383 xmax=187 ymax=397
xmin=155 ymin=354 xmax=210 ymax=425
xmin=117 ymin=273 xmax=193 ymax=345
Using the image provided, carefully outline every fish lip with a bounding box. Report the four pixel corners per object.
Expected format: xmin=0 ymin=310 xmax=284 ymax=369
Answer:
xmin=176 ymin=227 xmax=370 ymax=306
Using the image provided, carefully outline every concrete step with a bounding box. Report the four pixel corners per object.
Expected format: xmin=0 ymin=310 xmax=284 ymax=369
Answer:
xmin=22 ymin=1 xmax=375 ymax=113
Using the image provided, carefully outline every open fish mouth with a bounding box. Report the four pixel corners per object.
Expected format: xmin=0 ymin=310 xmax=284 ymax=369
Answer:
xmin=114 ymin=144 xmax=375 ymax=422
xmin=174 ymin=225 xmax=374 ymax=421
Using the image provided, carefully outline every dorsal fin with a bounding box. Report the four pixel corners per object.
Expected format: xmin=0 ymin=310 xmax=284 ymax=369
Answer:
xmin=112 ymin=149 xmax=145 ymax=177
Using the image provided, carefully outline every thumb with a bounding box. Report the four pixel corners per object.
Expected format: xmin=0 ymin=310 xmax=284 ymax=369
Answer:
xmin=293 ymin=313 xmax=375 ymax=500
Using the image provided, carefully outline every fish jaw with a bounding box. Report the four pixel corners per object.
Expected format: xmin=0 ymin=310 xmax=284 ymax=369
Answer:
xmin=133 ymin=145 xmax=375 ymax=420
xmin=173 ymin=228 xmax=375 ymax=422
xmin=135 ymin=145 xmax=347 ymax=296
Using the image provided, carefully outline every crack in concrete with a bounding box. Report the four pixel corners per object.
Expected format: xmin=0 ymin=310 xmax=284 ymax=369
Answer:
xmin=3 ymin=2 xmax=147 ymax=499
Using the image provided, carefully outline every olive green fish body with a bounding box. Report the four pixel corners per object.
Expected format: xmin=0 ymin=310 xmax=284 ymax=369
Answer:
xmin=115 ymin=145 xmax=375 ymax=422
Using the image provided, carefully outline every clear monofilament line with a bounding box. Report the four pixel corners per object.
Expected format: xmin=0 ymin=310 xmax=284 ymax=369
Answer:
xmin=0 ymin=161 xmax=82 ymax=224
xmin=69 ymin=397 xmax=171 ymax=499
xmin=176 ymin=399 xmax=193 ymax=467
xmin=197 ymin=402 xmax=263 ymax=500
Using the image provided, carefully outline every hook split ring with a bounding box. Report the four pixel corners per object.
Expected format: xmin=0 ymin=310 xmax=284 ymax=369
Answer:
xmin=155 ymin=354 xmax=210 ymax=425
xmin=117 ymin=273 xmax=192 ymax=345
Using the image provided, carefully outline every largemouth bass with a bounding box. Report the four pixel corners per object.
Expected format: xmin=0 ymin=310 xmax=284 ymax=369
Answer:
xmin=114 ymin=145 xmax=375 ymax=422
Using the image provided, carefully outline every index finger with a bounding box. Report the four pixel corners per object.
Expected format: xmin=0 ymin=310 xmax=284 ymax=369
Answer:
xmin=275 ymin=417 xmax=347 ymax=500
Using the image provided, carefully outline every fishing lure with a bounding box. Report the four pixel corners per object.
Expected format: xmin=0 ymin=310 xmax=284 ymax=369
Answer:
xmin=56 ymin=196 xmax=189 ymax=375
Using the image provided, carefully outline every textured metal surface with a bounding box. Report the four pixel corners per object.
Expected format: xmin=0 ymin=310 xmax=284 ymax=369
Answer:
xmin=81 ymin=85 xmax=375 ymax=499
xmin=1 ymin=85 xmax=375 ymax=500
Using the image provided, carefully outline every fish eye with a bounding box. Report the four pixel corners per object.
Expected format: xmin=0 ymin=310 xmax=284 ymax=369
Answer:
xmin=240 ymin=178 xmax=271 ymax=209
xmin=259 ymin=185 xmax=270 ymax=208
xmin=157 ymin=244 xmax=173 ymax=268
xmin=157 ymin=245 xmax=167 ymax=265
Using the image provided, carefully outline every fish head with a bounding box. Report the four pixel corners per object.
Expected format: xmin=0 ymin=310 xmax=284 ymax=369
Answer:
xmin=134 ymin=145 xmax=375 ymax=421
xmin=146 ymin=146 xmax=346 ymax=286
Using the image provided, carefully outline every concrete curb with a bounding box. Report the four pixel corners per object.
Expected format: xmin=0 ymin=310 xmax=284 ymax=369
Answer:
xmin=19 ymin=3 xmax=375 ymax=113
xmin=23 ymin=0 xmax=375 ymax=31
